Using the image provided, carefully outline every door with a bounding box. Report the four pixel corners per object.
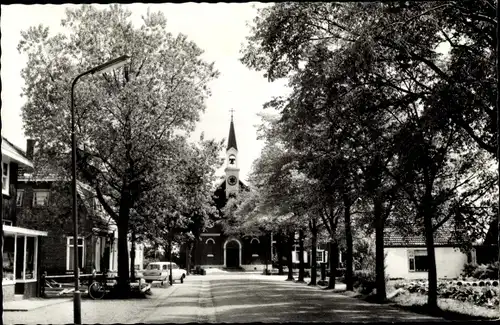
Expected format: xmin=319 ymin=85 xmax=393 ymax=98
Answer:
xmin=226 ymin=241 xmax=239 ymax=267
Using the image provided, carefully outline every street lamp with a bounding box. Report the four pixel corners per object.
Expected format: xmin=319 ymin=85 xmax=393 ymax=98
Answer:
xmin=71 ymin=55 xmax=130 ymax=325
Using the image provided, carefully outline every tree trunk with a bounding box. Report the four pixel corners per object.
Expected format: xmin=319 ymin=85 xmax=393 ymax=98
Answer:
xmin=327 ymin=240 xmax=338 ymax=289
xmin=343 ymin=194 xmax=354 ymax=291
xmin=186 ymin=242 xmax=192 ymax=275
xmin=286 ymin=232 xmax=294 ymax=281
xmin=423 ymin=204 xmax=438 ymax=311
xmin=309 ymin=218 xmax=317 ymax=286
xmin=117 ymin=198 xmax=131 ymax=296
xmin=276 ymin=233 xmax=284 ymax=275
xmin=168 ymin=236 xmax=173 ymax=285
xmin=298 ymin=229 xmax=305 ymax=282
xmin=130 ymin=231 xmax=136 ymax=282
xmin=192 ymin=239 xmax=198 ymax=269
xmin=374 ymin=198 xmax=386 ymax=303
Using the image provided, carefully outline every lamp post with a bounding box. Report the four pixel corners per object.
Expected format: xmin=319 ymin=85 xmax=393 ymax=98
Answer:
xmin=71 ymin=55 xmax=130 ymax=324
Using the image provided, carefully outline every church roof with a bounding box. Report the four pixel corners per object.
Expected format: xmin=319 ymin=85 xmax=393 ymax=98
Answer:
xmin=227 ymin=117 xmax=238 ymax=151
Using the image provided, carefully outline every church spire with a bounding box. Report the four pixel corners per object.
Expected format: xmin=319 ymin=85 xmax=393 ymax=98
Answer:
xmin=227 ymin=109 xmax=237 ymax=151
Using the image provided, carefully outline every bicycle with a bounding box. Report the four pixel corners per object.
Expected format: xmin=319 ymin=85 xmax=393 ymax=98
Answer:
xmin=88 ymin=270 xmax=115 ymax=300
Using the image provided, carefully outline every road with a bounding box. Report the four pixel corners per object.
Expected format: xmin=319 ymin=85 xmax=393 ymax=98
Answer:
xmin=3 ymin=273 xmax=441 ymax=323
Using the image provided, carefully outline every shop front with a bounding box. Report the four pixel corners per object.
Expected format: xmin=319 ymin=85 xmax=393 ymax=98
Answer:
xmin=2 ymin=225 xmax=47 ymax=301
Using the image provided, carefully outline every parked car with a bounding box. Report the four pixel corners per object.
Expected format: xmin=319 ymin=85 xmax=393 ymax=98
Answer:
xmin=143 ymin=262 xmax=186 ymax=284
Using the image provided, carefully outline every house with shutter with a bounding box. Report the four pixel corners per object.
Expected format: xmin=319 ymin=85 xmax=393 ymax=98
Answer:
xmin=384 ymin=228 xmax=469 ymax=280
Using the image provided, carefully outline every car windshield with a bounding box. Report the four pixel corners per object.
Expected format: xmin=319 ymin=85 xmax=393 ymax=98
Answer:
xmin=146 ymin=264 xmax=161 ymax=270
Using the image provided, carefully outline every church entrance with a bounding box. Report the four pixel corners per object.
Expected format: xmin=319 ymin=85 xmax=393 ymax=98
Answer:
xmin=225 ymin=240 xmax=240 ymax=268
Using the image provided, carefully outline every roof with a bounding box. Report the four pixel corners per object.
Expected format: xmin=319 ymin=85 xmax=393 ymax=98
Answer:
xmin=1 ymin=136 xmax=33 ymax=168
xmin=227 ymin=117 xmax=238 ymax=151
xmin=3 ymin=225 xmax=48 ymax=236
xmin=384 ymin=228 xmax=460 ymax=247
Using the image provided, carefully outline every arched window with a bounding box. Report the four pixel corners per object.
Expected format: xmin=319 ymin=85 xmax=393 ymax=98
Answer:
xmin=251 ymin=238 xmax=259 ymax=257
xmin=206 ymin=238 xmax=215 ymax=257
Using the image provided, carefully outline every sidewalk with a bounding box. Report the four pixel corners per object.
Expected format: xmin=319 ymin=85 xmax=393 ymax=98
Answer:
xmin=3 ymin=298 xmax=72 ymax=312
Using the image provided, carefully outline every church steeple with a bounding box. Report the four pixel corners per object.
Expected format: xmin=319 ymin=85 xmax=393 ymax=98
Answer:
xmin=227 ymin=109 xmax=237 ymax=150
xmin=225 ymin=109 xmax=240 ymax=197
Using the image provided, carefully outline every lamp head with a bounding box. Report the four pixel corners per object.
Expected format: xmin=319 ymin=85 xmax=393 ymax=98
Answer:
xmin=91 ymin=55 xmax=130 ymax=75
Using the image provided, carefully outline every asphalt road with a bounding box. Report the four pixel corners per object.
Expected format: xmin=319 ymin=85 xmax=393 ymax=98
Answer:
xmin=3 ymin=273 xmax=442 ymax=323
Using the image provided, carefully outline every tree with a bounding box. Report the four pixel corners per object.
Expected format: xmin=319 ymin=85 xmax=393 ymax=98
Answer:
xmin=134 ymin=136 xmax=224 ymax=271
xmin=18 ymin=4 xmax=219 ymax=293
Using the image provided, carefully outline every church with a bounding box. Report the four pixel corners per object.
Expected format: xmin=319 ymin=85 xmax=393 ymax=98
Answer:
xmin=192 ymin=114 xmax=271 ymax=271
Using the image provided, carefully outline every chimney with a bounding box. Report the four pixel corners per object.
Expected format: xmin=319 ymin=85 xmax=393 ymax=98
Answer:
xmin=26 ymin=139 xmax=35 ymax=160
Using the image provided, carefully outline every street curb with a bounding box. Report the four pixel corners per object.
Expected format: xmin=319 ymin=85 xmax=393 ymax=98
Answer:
xmin=3 ymin=298 xmax=72 ymax=312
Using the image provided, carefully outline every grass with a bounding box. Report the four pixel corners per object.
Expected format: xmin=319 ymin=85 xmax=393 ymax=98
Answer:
xmin=389 ymin=291 xmax=499 ymax=320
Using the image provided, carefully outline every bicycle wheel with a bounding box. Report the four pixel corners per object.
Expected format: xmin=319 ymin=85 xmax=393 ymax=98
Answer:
xmin=88 ymin=282 xmax=106 ymax=300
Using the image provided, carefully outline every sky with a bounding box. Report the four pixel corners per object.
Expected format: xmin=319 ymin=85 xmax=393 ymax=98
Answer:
xmin=1 ymin=3 xmax=290 ymax=182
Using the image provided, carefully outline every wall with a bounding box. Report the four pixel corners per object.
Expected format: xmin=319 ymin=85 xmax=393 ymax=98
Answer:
xmin=385 ymin=246 xmax=468 ymax=280
xmin=39 ymin=235 xmax=67 ymax=274
xmin=2 ymin=284 xmax=15 ymax=302
xmin=198 ymin=235 xmax=224 ymax=266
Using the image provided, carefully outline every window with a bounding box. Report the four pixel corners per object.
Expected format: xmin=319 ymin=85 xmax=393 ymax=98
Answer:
xmin=2 ymin=162 xmax=9 ymax=195
xmin=3 ymin=234 xmax=15 ymax=282
xmin=25 ymin=237 xmax=35 ymax=279
xmin=408 ymin=249 xmax=428 ymax=272
xmin=33 ymin=190 xmax=50 ymax=206
xmin=3 ymin=220 xmax=13 ymax=226
xmin=251 ymin=238 xmax=259 ymax=257
xmin=316 ymin=251 xmax=324 ymax=262
xmin=67 ymin=237 xmax=85 ymax=271
xmin=4 ymin=234 xmax=39 ymax=283
xmin=162 ymin=264 xmax=168 ymax=270
xmin=16 ymin=190 xmax=24 ymax=207
xmin=229 ymin=155 xmax=236 ymax=165
xmin=206 ymin=238 xmax=214 ymax=257
xmin=16 ymin=236 xmax=25 ymax=280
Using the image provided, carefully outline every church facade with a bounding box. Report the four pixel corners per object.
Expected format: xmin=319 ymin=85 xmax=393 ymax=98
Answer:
xmin=193 ymin=115 xmax=271 ymax=271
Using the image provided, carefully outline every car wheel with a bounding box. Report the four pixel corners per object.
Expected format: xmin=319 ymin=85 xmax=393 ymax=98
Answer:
xmin=181 ymin=276 xmax=184 ymax=284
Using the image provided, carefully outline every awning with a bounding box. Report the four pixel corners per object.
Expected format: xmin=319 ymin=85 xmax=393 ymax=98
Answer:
xmin=1 ymin=139 xmax=33 ymax=168
xmin=3 ymin=225 xmax=48 ymax=236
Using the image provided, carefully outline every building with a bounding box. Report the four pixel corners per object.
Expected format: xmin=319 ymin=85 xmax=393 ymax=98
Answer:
xmin=2 ymin=137 xmax=48 ymax=301
xmin=193 ymin=114 xmax=271 ymax=271
xmin=14 ymin=140 xmax=144 ymax=277
xmin=384 ymin=229 xmax=468 ymax=280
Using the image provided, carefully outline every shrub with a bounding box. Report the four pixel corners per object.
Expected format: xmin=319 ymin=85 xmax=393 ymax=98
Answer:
xmin=352 ymin=269 xmax=377 ymax=294
xmin=398 ymin=281 xmax=500 ymax=309
xmin=461 ymin=262 xmax=477 ymax=278
xmin=462 ymin=262 xmax=499 ymax=280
